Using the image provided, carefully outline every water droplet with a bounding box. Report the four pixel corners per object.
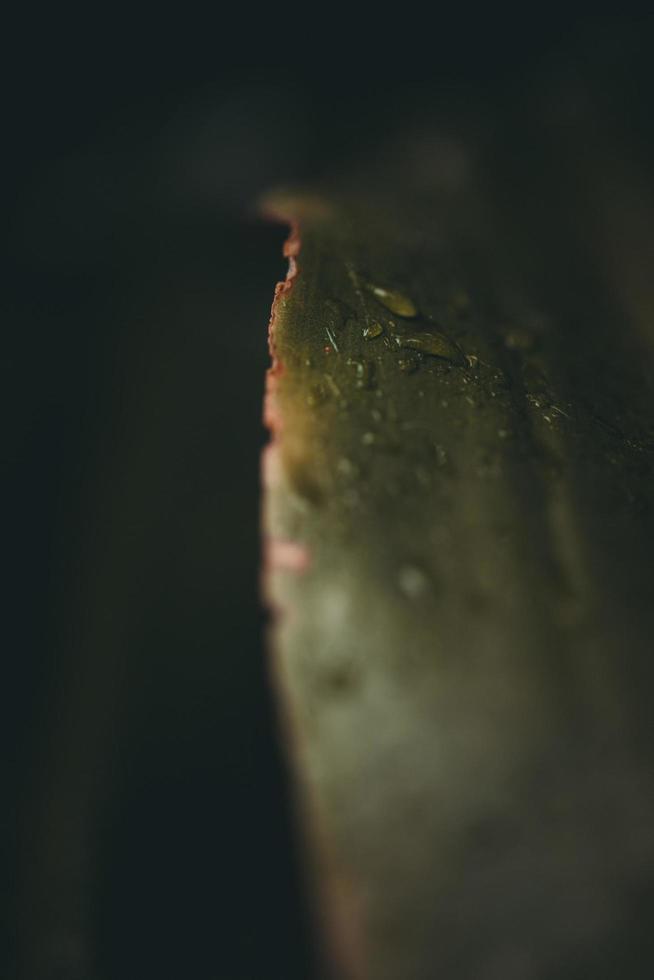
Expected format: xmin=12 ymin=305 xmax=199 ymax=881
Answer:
xmin=361 ymin=432 xmax=376 ymax=446
xmin=398 ymin=356 xmax=419 ymax=374
xmin=397 ymin=331 xmax=464 ymax=364
xmin=348 ymin=358 xmax=376 ymax=390
xmin=397 ymin=565 xmax=430 ymax=599
xmin=363 ymin=320 xmax=384 ymax=340
xmin=367 ymin=283 xmax=418 ymax=318
xmin=337 ymin=456 xmax=356 ymax=476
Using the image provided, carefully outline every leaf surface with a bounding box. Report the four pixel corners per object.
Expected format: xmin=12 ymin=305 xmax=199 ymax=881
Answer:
xmin=262 ymin=129 xmax=654 ymax=979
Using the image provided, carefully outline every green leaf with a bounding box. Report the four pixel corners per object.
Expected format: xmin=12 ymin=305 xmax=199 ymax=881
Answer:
xmin=262 ymin=135 xmax=654 ymax=978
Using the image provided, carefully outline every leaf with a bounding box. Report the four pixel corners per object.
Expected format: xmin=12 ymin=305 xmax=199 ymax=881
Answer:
xmin=261 ymin=128 xmax=654 ymax=979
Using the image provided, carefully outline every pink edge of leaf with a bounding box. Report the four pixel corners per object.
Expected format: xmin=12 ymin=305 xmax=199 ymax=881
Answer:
xmin=258 ymin=210 xmax=369 ymax=980
xmin=259 ymin=213 xmax=311 ymax=598
xmin=262 ymin=215 xmax=301 ymax=434
xmin=264 ymin=536 xmax=312 ymax=574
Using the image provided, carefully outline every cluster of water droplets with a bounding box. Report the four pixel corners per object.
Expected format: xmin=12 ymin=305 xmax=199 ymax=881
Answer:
xmin=320 ymin=277 xmax=467 ymax=377
xmin=302 ymin=276 xmax=472 ymax=600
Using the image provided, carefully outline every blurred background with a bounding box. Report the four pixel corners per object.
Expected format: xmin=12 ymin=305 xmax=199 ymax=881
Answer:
xmin=5 ymin=12 xmax=654 ymax=979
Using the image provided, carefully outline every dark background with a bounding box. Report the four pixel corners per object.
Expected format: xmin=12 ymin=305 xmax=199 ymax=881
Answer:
xmin=5 ymin=13 xmax=654 ymax=979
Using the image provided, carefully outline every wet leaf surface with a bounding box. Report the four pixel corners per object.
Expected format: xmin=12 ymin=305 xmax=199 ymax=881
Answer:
xmin=263 ymin=120 xmax=654 ymax=980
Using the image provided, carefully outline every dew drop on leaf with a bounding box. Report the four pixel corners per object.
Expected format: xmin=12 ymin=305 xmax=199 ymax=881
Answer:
xmin=367 ymin=283 xmax=418 ymax=318
xmin=363 ymin=320 xmax=384 ymax=340
xmin=397 ymin=565 xmax=430 ymax=599
xmin=347 ymin=358 xmax=376 ymax=389
xmin=398 ymin=356 xmax=420 ymax=374
xmin=397 ymin=331 xmax=464 ymax=364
